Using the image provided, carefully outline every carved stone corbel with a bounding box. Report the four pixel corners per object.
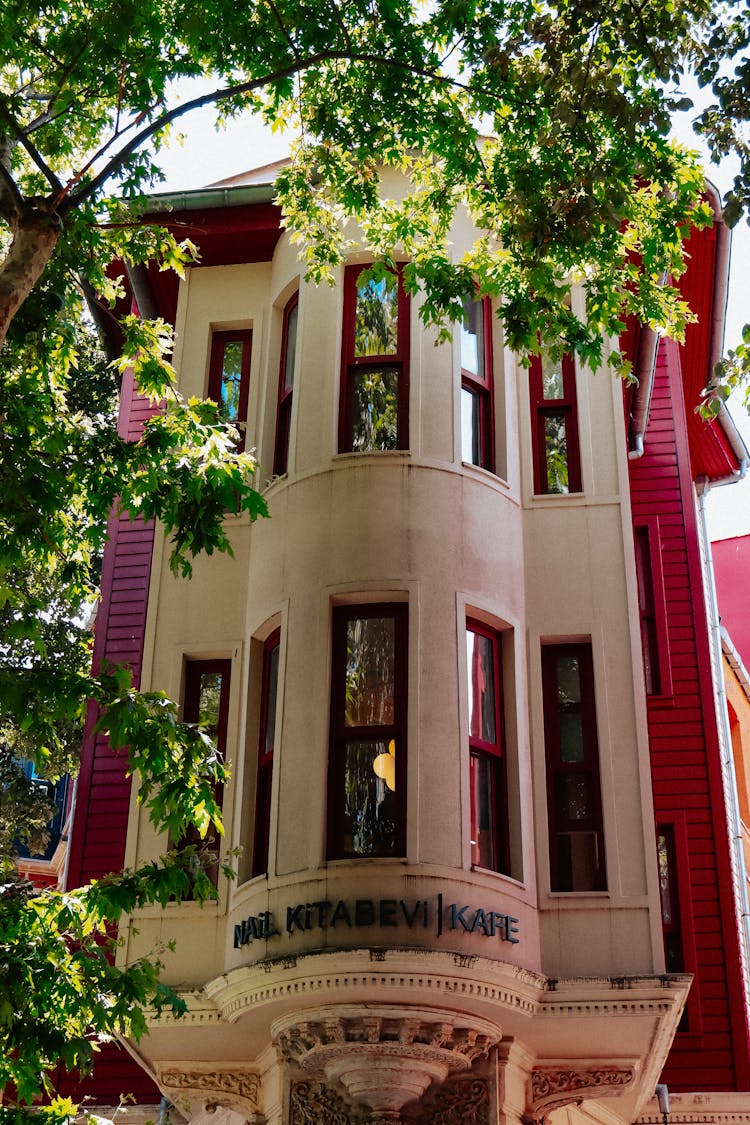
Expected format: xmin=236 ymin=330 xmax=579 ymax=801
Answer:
xmin=157 ymin=1066 xmax=263 ymax=1121
xmin=528 ymin=1065 xmax=635 ymax=1121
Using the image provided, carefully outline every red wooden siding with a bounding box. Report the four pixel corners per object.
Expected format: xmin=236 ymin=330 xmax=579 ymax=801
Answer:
xmin=62 ymin=368 xmax=160 ymax=1104
xmin=629 ymin=339 xmax=750 ymax=1090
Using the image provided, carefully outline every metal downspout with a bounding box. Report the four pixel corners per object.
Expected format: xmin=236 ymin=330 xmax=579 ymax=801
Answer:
xmin=696 ymin=478 xmax=750 ymax=1022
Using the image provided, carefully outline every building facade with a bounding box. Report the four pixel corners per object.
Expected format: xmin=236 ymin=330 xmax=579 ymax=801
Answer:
xmin=65 ymin=170 xmax=750 ymax=1124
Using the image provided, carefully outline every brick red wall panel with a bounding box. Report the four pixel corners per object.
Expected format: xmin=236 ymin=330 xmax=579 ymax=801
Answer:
xmin=63 ymin=370 xmax=160 ymax=1104
xmin=629 ymin=339 xmax=750 ymax=1090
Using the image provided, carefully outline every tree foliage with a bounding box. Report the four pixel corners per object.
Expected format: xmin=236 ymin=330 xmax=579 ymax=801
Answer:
xmin=1 ymin=0 xmax=750 ymax=1114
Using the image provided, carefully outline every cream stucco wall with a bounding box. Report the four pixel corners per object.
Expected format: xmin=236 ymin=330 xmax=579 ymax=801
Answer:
xmin=123 ymin=192 xmax=667 ymax=1103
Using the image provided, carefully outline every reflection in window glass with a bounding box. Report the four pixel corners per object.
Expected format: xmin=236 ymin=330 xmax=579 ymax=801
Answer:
xmin=467 ymin=630 xmax=497 ymax=744
xmin=541 ymin=355 xmax=565 ymax=400
xmin=544 ymin=414 xmax=569 ymax=493
xmin=219 ymin=341 xmax=243 ymax=423
xmin=345 ymin=616 xmax=396 ymax=726
xmin=462 ymin=387 xmax=481 ymax=464
xmin=351 ymin=368 xmax=399 ymax=451
xmin=355 ymin=273 xmax=399 ymax=356
xmin=555 ymin=774 xmax=590 ymax=820
xmin=470 ymin=752 xmax=495 ymax=869
xmin=343 ymin=738 xmax=397 ymax=855
xmin=263 ymin=644 xmax=279 ymax=757
xmin=557 ymin=656 xmax=584 ymax=763
xmin=461 ymin=297 xmax=484 ymax=377
xmin=283 ymin=302 xmax=298 ymax=392
xmin=196 ymin=672 xmax=223 ymax=735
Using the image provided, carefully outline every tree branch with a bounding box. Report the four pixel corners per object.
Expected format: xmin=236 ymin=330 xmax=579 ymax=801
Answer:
xmin=64 ymin=50 xmax=462 ymax=211
xmin=264 ymin=0 xmax=302 ymax=61
xmin=0 ymin=101 xmax=64 ymax=197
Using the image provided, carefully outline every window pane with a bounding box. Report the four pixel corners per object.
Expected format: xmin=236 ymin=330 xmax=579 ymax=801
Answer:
xmin=541 ymin=355 xmax=564 ymax=400
xmin=555 ymin=773 xmax=591 ymax=821
xmin=461 ymin=297 xmax=484 ymax=377
xmin=351 ymin=368 xmax=398 ymax=451
xmin=461 ymin=386 xmax=481 ymax=464
xmin=467 ymin=630 xmax=496 ymax=744
xmin=284 ymin=302 xmax=298 ymax=392
xmin=470 ymin=752 xmax=495 ymax=869
xmin=556 ymin=655 xmax=583 ymax=763
xmin=342 ymin=738 xmax=397 ymax=855
xmin=544 ymin=413 xmax=569 ymax=493
xmin=263 ymin=643 xmax=280 ymax=757
xmin=556 ymin=831 xmax=600 ymax=891
xmin=196 ymin=672 xmax=223 ymax=736
xmin=345 ymin=616 xmax=396 ymax=726
xmin=219 ymin=341 xmax=243 ymax=423
xmin=355 ymin=273 xmax=399 ymax=356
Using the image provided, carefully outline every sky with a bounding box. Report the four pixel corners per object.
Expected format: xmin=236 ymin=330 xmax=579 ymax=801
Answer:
xmin=152 ymin=98 xmax=750 ymax=543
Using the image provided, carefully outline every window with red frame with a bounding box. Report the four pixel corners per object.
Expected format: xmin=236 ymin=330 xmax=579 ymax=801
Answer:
xmin=634 ymin=521 xmax=671 ymax=697
xmin=328 ymin=604 xmax=408 ymax=858
xmin=252 ymin=630 xmax=280 ymax=877
xmin=467 ymin=621 xmax=508 ymax=872
xmin=529 ymin=353 xmax=581 ymax=494
xmin=274 ymin=294 xmax=298 ymax=475
xmin=461 ymin=297 xmax=494 ymax=472
xmin=208 ymin=330 xmax=253 ymax=451
xmin=181 ymin=659 xmax=231 ymax=885
xmin=657 ymin=822 xmax=692 ymax=1031
xmin=339 ymin=265 xmax=410 ymax=452
xmin=542 ymin=643 xmax=606 ymax=891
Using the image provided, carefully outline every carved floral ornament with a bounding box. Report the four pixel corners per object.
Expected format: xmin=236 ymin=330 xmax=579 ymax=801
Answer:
xmin=528 ymin=1065 xmax=636 ymax=1120
xmin=157 ymin=1067 xmax=261 ymax=1115
xmin=274 ymin=1007 xmax=502 ymax=1119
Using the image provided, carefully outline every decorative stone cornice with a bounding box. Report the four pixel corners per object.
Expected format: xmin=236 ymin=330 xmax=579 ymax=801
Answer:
xmin=274 ymin=1007 xmax=501 ymax=1117
xmin=157 ymin=1066 xmax=261 ymax=1115
xmin=528 ymin=1064 xmax=636 ymax=1120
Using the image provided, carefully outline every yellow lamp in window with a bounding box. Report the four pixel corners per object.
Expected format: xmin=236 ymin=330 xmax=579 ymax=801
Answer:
xmin=372 ymin=739 xmax=396 ymax=792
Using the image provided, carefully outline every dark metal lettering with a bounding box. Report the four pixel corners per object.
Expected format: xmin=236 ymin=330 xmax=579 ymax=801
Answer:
xmin=355 ymin=899 xmax=376 ymax=926
xmin=379 ymin=899 xmax=398 ymax=926
xmin=450 ymin=904 xmax=472 ymax=932
xmin=330 ymin=899 xmax=352 ymax=927
xmin=400 ymin=899 xmax=420 ymax=928
xmin=311 ymin=901 xmax=331 ymax=928
xmin=286 ymin=904 xmax=306 ymax=933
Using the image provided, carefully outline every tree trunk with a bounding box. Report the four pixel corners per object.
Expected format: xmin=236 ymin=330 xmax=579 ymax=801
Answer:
xmin=0 ymin=212 xmax=59 ymax=347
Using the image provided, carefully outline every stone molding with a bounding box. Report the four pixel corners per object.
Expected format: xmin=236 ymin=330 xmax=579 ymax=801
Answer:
xmin=157 ymin=1066 xmax=261 ymax=1115
xmin=527 ymin=1064 xmax=635 ymax=1120
xmin=289 ymin=1073 xmax=491 ymax=1124
xmin=275 ymin=1007 xmax=500 ymax=1117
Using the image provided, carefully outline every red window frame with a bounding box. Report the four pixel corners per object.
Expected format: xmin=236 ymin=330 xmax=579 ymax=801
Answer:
xmin=208 ymin=329 xmax=253 ymax=452
xmin=461 ymin=297 xmax=495 ymax=472
xmin=339 ymin=264 xmax=410 ymax=453
xmin=634 ymin=519 xmax=672 ymax=698
xmin=252 ymin=630 xmax=280 ymax=877
xmin=541 ymin=642 xmax=606 ymax=892
xmin=467 ymin=620 xmax=508 ymax=873
xmin=182 ymin=658 xmax=232 ymax=885
xmin=529 ymin=353 xmax=582 ymax=494
xmin=327 ymin=603 xmax=408 ymax=859
xmin=274 ymin=294 xmax=298 ymax=476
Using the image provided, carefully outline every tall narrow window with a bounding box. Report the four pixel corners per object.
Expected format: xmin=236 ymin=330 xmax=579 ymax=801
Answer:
xmin=542 ymin=643 xmax=606 ymax=891
xmin=208 ymin=330 xmax=253 ymax=450
xmin=328 ymin=604 xmax=408 ymax=858
xmin=340 ymin=265 xmax=410 ymax=452
xmin=274 ymin=294 xmax=298 ymax=475
xmin=182 ymin=659 xmax=231 ymax=884
xmin=467 ymin=622 xmax=508 ymax=872
xmin=529 ymin=353 xmax=581 ymax=494
xmin=461 ymin=297 xmax=494 ymax=471
xmin=633 ymin=522 xmax=671 ymax=697
xmin=657 ymin=822 xmax=691 ymax=1031
xmin=252 ymin=630 xmax=280 ymax=877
